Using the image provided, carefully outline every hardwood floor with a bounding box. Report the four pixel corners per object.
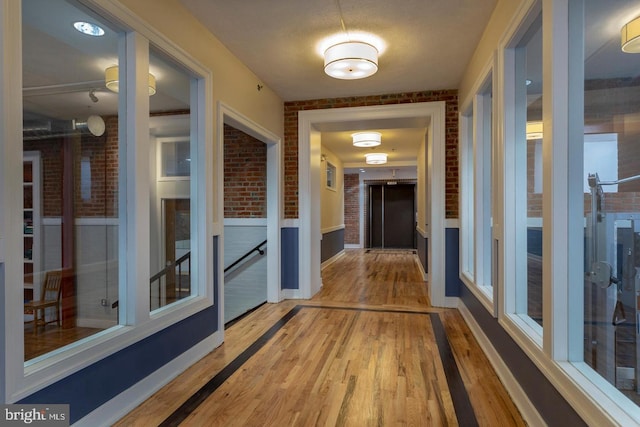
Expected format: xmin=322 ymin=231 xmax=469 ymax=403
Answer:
xmin=115 ymin=249 xmax=525 ymax=426
xmin=24 ymin=322 xmax=101 ymax=361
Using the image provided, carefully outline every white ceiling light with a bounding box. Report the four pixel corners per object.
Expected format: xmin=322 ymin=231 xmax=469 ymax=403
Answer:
xmin=73 ymin=21 xmax=105 ymax=36
xmin=324 ymin=41 xmax=379 ymax=80
xmin=621 ymin=16 xmax=640 ymax=53
xmin=352 ymin=131 xmax=381 ymax=147
xmin=365 ymin=153 xmax=387 ymax=165
xmin=105 ymin=66 xmax=156 ymax=96
xmin=526 ymin=121 xmax=543 ymax=140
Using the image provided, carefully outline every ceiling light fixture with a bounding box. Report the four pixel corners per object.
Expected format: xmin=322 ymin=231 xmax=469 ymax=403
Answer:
xmin=622 ymin=16 xmax=640 ymax=53
xmin=352 ymin=131 xmax=381 ymax=147
xmin=73 ymin=21 xmax=105 ymax=36
xmin=324 ymin=41 xmax=378 ymax=79
xmin=365 ymin=153 xmax=387 ymax=165
xmin=323 ymin=0 xmax=379 ymax=80
xmin=105 ymin=66 xmax=156 ymax=96
xmin=526 ymin=121 xmax=543 ymax=140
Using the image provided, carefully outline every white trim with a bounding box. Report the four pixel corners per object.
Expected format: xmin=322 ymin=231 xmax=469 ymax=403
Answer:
xmin=224 ymin=218 xmax=268 ymax=227
xmin=445 ymin=219 xmax=460 ymax=228
xmin=281 ymin=219 xmax=299 ymax=228
xmin=414 ymin=254 xmax=428 ymax=282
xmin=416 ymin=225 xmax=428 ymax=238
xmin=74 ymin=218 xmax=120 ymax=226
xmin=219 ymin=102 xmax=282 ymax=305
xmin=298 ymin=102 xmax=447 ymax=306
xmin=460 ymin=274 xmax=495 ymax=316
xmin=321 ymin=249 xmax=345 ymax=269
xmin=321 ymin=224 xmax=345 ymax=234
xmin=75 ymin=331 xmax=223 ymax=427
xmin=281 ymin=288 xmax=302 ymax=300
xmin=344 ymin=243 xmax=361 ymax=249
xmin=458 ymin=302 xmax=545 ymax=427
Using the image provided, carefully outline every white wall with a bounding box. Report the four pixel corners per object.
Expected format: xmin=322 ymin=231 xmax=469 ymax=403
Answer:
xmin=320 ymin=146 xmax=344 ymax=232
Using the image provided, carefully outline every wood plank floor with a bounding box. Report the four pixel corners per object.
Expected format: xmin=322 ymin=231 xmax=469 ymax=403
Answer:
xmin=115 ymin=249 xmax=525 ymax=426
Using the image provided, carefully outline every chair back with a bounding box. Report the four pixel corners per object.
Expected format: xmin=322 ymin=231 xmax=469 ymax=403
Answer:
xmin=41 ymin=270 xmax=62 ymax=302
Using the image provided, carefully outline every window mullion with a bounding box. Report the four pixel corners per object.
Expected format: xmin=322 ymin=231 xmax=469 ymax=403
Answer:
xmin=121 ymin=32 xmax=151 ymax=325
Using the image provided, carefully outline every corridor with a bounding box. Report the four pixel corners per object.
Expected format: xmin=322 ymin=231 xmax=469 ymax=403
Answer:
xmin=116 ymin=250 xmax=524 ymax=426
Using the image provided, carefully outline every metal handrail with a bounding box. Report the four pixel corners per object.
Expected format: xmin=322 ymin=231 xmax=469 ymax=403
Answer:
xmin=224 ymin=240 xmax=267 ymax=273
xmin=150 ymin=251 xmax=191 ymax=283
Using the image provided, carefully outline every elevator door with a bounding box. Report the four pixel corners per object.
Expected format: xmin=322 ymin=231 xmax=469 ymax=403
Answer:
xmin=369 ymin=184 xmax=415 ymax=249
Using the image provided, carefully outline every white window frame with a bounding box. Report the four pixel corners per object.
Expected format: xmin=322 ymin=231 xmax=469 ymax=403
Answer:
xmin=460 ymin=57 xmax=496 ymax=315
xmin=0 ymin=0 xmax=214 ymax=402
xmin=500 ymin=0 xmax=544 ymax=349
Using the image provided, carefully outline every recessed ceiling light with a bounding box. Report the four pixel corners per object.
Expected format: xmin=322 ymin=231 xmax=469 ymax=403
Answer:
xmin=525 ymin=79 xmax=532 ymax=86
xmin=73 ymin=21 xmax=105 ymax=36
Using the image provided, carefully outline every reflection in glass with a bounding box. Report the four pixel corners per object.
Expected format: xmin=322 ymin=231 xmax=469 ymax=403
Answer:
xmin=583 ymin=1 xmax=640 ymax=409
xmin=148 ymin=47 xmax=193 ymax=311
xmin=22 ymin=0 xmax=120 ymax=361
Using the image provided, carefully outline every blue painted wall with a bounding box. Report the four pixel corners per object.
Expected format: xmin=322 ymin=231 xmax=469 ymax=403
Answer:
xmin=281 ymin=228 xmax=299 ymax=290
xmin=445 ymin=228 xmax=463 ymax=297
xmin=460 ymin=285 xmax=586 ymax=426
xmin=19 ymin=236 xmax=221 ymax=423
xmin=321 ymin=228 xmax=344 ymax=263
xmin=417 ymin=233 xmax=428 ymax=274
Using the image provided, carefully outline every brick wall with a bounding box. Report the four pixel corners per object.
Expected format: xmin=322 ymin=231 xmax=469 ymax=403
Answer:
xmin=224 ymin=124 xmax=267 ymax=218
xmin=24 ymin=116 xmax=117 ymax=218
xmin=284 ymin=90 xmax=459 ymax=219
xmin=344 ymin=173 xmax=360 ymax=244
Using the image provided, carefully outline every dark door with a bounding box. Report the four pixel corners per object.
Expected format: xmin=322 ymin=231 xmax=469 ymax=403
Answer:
xmin=368 ymin=184 xmax=415 ymax=249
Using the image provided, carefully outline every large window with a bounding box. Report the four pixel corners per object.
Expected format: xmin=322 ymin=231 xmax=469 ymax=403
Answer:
xmin=22 ymin=0 xmax=123 ymax=362
xmin=580 ymin=0 xmax=640 ymax=413
xmin=460 ymin=68 xmax=494 ymax=304
xmin=504 ymin=11 xmax=544 ymax=335
xmin=2 ymin=0 xmax=210 ymax=400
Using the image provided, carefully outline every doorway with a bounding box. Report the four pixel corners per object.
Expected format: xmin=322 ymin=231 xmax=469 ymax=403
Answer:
xmin=367 ymin=183 xmax=416 ymax=249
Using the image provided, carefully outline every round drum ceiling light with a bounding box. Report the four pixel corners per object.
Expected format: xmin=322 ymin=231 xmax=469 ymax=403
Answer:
xmin=105 ymin=66 xmax=156 ymax=96
xmin=365 ymin=153 xmax=387 ymax=165
xmin=352 ymin=131 xmax=381 ymax=147
xmin=324 ymin=41 xmax=378 ymax=80
xmin=622 ymin=16 xmax=640 ymax=53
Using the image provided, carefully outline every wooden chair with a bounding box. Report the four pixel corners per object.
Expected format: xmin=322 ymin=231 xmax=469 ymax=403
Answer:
xmin=24 ymin=270 xmax=62 ymax=334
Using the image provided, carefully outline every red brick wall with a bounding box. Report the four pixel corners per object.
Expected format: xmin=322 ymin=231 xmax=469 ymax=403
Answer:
xmin=24 ymin=115 xmax=117 ymax=218
xmin=344 ymin=174 xmax=360 ymax=244
xmin=224 ymin=124 xmax=267 ymax=218
xmin=284 ymin=90 xmax=459 ymax=219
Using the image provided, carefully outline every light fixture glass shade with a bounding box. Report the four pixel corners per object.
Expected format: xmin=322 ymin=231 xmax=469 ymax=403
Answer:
xmin=352 ymin=131 xmax=381 ymax=147
xmin=622 ymin=16 xmax=640 ymax=53
xmin=526 ymin=121 xmax=543 ymax=140
xmin=324 ymin=41 xmax=378 ymax=80
xmin=365 ymin=152 xmax=387 ymax=165
xmin=105 ymin=66 xmax=157 ymax=96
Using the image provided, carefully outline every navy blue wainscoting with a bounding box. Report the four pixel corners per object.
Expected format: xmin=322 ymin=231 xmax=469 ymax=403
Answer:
xmin=321 ymin=228 xmax=344 ymax=264
xmin=445 ymin=228 xmax=463 ymax=297
xmin=19 ymin=236 xmax=221 ymax=423
xmin=281 ymin=227 xmax=299 ymax=290
xmin=459 ymin=286 xmax=586 ymax=426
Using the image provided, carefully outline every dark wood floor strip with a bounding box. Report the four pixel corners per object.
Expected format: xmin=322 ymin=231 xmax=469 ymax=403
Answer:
xmin=430 ymin=312 xmax=479 ymax=427
xmin=158 ymin=305 xmax=301 ymax=427
xmin=160 ymin=304 xmax=479 ymax=426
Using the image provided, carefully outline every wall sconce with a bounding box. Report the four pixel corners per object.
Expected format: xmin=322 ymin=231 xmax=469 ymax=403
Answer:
xmin=105 ymin=65 xmax=156 ymax=95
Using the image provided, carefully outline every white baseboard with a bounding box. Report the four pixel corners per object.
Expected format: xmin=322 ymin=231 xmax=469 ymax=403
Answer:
xmin=321 ymin=250 xmax=345 ymax=270
xmin=281 ymin=289 xmax=302 ymax=299
xmin=414 ymin=254 xmax=428 ymax=282
xmin=457 ymin=302 xmax=545 ymax=427
xmin=74 ymin=330 xmax=223 ymax=427
xmin=344 ymin=244 xmax=361 ymax=249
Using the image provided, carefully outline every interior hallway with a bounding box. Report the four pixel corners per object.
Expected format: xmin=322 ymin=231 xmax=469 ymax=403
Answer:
xmin=115 ymin=249 xmax=525 ymax=426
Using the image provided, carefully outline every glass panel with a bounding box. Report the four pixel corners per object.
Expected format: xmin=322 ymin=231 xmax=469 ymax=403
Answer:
xmin=583 ymin=0 xmax=640 ymax=409
xmin=477 ymin=80 xmax=493 ymax=290
xmin=22 ymin=0 xmax=121 ymax=361
xmin=515 ymin=17 xmax=543 ymax=327
xmin=462 ymin=107 xmax=475 ymax=278
xmin=149 ymin=47 xmax=193 ymax=311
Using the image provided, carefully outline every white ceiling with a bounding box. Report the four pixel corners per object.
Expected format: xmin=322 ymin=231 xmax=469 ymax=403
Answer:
xmin=178 ymin=0 xmax=497 ymax=171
